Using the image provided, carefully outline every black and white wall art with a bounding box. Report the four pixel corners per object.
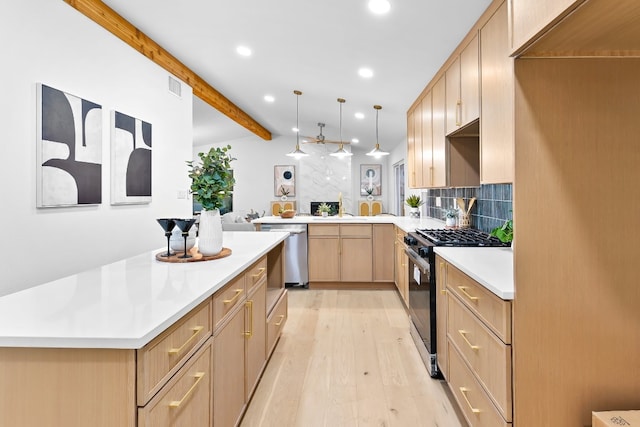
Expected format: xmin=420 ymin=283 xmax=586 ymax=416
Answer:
xmin=110 ymin=110 xmax=152 ymax=205
xmin=274 ymin=165 xmax=295 ymax=197
xmin=37 ymin=83 xmax=102 ymax=207
xmin=360 ymin=164 xmax=382 ymax=196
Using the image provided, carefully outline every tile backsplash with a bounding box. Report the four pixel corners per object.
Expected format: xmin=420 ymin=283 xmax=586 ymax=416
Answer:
xmin=422 ymin=184 xmax=512 ymax=233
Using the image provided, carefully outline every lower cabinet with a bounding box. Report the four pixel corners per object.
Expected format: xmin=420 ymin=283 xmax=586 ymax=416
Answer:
xmin=138 ymin=338 xmax=213 ymax=427
xmin=435 ymin=255 xmax=448 ymax=379
xmin=442 ymin=258 xmax=512 ymax=427
xmin=394 ymin=226 xmax=409 ymax=305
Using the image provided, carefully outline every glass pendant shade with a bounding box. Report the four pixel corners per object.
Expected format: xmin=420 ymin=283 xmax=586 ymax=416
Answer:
xmin=366 ymin=105 xmax=389 ymax=157
xmin=286 ymin=90 xmax=308 ymax=158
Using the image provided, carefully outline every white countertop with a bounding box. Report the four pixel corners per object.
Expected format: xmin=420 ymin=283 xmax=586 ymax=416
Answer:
xmin=253 ymin=215 xmax=446 ymax=233
xmin=434 ymin=247 xmax=514 ymax=300
xmin=0 ymin=231 xmax=289 ymax=349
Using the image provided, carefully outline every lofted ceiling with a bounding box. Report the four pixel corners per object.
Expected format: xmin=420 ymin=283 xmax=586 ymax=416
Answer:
xmin=102 ymin=0 xmax=493 ymax=152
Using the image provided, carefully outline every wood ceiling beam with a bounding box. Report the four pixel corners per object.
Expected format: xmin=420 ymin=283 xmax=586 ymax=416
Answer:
xmin=64 ymin=0 xmax=272 ymax=141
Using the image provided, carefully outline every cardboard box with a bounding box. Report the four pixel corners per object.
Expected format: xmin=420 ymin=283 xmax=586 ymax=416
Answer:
xmin=593 ymin=411 xmax=640 ymax=427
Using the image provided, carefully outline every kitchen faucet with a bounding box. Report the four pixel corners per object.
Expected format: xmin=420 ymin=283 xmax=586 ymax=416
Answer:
xmin=338 ymin=192 xmax=343 ymax=217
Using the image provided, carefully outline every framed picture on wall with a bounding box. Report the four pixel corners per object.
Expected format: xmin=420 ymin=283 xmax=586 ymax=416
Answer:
xmin=110 ymin=110 xmax=152 ymax=205
xmin=274 ymin=165 xmax=295 ymax=197
xmin=36 ymin=83 xmax=103 ymax=207
xmin=360 ymin=164 xmax=381 ymax=196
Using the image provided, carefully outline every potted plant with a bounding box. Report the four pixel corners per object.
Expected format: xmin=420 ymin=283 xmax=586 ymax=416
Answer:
xmin=187 ymin=145 xmax=236 ymax=255
xmin=316 ymin=202 xmax=332 ymax=217
xmin=491 ymin=218 xmax=513 ymax=243
xmin=405 ymin=194 xmax=424 ymax=218
xmin=444 ymin=208 xmax=458 ymax=227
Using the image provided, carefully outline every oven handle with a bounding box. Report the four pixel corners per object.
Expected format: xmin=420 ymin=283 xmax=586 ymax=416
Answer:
xmin=405 ymin=248 xmax=431 ymax=273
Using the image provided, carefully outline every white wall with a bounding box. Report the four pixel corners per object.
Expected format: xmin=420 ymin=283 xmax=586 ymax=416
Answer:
xmin=194 ymin=136 xmax=395 ymax=218
xmin=0 ymin=1 xmax=193 ymax=295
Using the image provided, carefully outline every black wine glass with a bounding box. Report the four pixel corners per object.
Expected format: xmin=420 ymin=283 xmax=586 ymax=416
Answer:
xmin=156 ymin=218 xmax=176 ymax=257
xmin=174 ymin=218 xmax=196 ymax=259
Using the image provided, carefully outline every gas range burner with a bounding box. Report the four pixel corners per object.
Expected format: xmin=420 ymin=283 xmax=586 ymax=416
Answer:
xmin=416 ymin=228 xmax=510 ymax=247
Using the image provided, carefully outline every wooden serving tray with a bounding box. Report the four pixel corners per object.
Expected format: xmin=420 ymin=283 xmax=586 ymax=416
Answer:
xmin=155 ymin=247 xmax=232 ymax=263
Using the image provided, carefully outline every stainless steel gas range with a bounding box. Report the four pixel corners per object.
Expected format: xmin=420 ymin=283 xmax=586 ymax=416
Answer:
xmin=403 ymin=228 xmax=510 ymax=378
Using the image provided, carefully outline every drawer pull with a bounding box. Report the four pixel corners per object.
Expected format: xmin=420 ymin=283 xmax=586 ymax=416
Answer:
xmin=244 ymin=300 xmax=253 ymax=338
xmin=168 ymin=326 xmax=204 ymax=355
xmin=274 ymin=315 xmax=285 ymax=326
xmin=223 ymin=289 xmax=244 ymax=304
xmin=252 ymin=267 xmax=266 ymax=282
xmin=458 ymin=330 xmax=480 ymax=350
xmin=168 ymin=372 xmax=206 ymax=408
xmin=458 ymin=286 xmax=479 ymax=301
xmin=459 ymin=387 xmax=481 ymax=413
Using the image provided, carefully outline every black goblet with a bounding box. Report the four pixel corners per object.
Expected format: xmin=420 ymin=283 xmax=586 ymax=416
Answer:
xmin=174 ymin=218 xmax=196 ymax=259
xmin=156 ymin=218 xmax=176 ymax=257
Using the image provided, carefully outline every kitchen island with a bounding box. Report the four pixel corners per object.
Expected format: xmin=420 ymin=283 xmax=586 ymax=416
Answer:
xmin=0 ymin=231 xmax=289 ymax=427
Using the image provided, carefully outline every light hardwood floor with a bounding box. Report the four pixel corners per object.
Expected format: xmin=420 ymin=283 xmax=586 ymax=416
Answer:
xmin=241 ymin=289 xmax=467 ymax=427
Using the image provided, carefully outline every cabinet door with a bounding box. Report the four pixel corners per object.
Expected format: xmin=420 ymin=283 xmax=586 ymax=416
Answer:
xmin=213 ymin=306 xmax=246 ymax=427
xmin=510 ymin=0 xmax=579 ymax=52
xmin=413 ymin=100 xmax=424 ymax=188
xmin=308 ymin=237 xmax=340 ymax=281
xmin=436 ymin=257 xmax=448 ymax=379
xmin=431 ymin=75 xmax=447 ymax=188
xmin=340 ymin=237 xmax=372 ymax=282
xmin=445 ymin=56 xmax=461 ymax=135
xmin=420 ymin=92 xmax=434 ymax=187
xmin=407 ymin=107 xmax=417 ymax=188
xmin=373 ymin=224 xmax=394 ymax=282
xmin=481 ymin=1 xmax=514 ymax=184
xmin=245 ymin=280 xmax=267 ymax=401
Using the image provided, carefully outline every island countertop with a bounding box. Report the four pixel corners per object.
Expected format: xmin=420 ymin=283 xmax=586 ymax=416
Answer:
xmin=0 ymin=231 xmax=289 ymax=349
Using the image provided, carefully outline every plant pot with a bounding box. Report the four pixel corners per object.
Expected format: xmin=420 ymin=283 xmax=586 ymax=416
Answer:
xmin=409 ymin=207 xmax=420 ymax=218
xmin=445 ymin=217 xmax=456 ymax=227
xmin=321 ymin=211 xmax=328 ymax=218
xmin=198 ymin=208 xmax=223 ymax=256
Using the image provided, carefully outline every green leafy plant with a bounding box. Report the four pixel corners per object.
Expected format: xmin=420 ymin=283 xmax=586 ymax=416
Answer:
xmin=491 ymin=219 xmax=513 ymax=243
xmin=444 ymin=208 xmax=458 ymax=219
xmin=405 ymin=195 xmax=424 ymax=208
xmin=317 ymin=202 xmax=332 ymax=214
xmin=187 ymin=145 xmax=236 ymax=211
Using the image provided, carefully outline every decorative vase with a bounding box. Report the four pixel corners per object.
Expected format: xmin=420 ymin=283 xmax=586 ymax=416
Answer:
xmin=198 ymin=208 xmax=223 ymax=256
xmin=321 ymin=211 xmax=328 ymax=218
xmin=446 ymin=217 xmax=456 ymax=227
xmin=409 ymin=207 xmax=420 ymax=218
xmin=169 ymin=226 xmax=197 ymax=252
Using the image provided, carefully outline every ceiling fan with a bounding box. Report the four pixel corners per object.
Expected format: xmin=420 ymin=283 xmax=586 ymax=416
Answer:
xmin=300 ymin=122 xmax=349 ymax=145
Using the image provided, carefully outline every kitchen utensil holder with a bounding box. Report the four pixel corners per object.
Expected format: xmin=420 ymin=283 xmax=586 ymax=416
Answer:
xmin=458 ymin=212 xmax=471 ymax=228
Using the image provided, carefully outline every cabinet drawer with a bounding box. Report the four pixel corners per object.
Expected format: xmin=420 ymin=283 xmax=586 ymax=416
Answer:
xmin=137 ymin=299 xmax=212 ymax=406
xmin=213 ymin=274 xmax=246 ymax=330
xmin=308 ymin=224 xmax=340 ymax=236
xmin=448 ymin=342 xmax=510 ymax=427
xmin=267 ymin=290 xmax=288 ymax=356
xmin=448 ymin=293 xmax=512 ymax=421
xmin=246 ymin=256 xmax=267 ymax=295
xmin=138 ymin=338 xmax=213 ymax=427
xmin=446 ymin=264 xmax=511 ymax=343
xmin=340 ymin=224 xmax=372 ymax=237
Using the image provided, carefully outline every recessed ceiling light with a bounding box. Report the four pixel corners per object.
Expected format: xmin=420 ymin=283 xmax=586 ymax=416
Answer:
xmin=355 ymin=112 xmax=365 ymax=119
xmin=264 ymin=95 xmax=275 ymax=103
xmin=358 ymin=67 xmax=374 ymax=78
xmin=351 ymin=138 xmax=359 ymax=144
xmin=236 ymin=45 xmax=252 ymax=57
xmin=368 ymin=0 xmax=391 ymax=15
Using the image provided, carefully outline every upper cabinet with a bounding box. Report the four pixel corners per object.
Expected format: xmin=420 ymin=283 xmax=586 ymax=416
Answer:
xmin=445 ymin=34 xmax=480 ymax=135
xmin=480 ymin=1 xmax=514 ymax=184
xmin=510 ymin=0 xmax=640 ymax=57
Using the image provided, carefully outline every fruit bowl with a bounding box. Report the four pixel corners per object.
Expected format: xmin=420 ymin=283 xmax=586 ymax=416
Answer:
xmin=280 ymin=209 xmax=296 ymax=218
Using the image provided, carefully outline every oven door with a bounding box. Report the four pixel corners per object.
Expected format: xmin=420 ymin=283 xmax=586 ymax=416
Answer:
xmin=405 ymin=247 xmax=439 ymax=377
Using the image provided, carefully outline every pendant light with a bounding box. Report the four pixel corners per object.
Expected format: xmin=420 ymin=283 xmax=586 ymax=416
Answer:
xmin=330 ymin=98 xmax=352 ymax=158
xmin=366 ymin=104 xmax=389 ymax=158
xmin=286 ymin=90 xmax=309 ymax=159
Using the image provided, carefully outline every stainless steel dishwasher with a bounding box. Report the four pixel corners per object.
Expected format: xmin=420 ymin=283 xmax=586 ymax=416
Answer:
xmin=262 ymin=223 xmax=308 ymax=288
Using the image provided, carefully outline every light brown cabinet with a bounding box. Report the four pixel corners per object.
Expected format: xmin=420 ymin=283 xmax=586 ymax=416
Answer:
xmin=308 ymin=224 xmax=394 ymax=286
xmin=446 ymin=34 xmax=480 ymax=135
xmin=480 ymin=1 xmax=514 ymax=184
xmin=442 ymin=258 xmax=512 ymax=426
xmin=509 ymin=0 xmax=579 ymax=53
xmin=394 ymin=226 xmax=408 ymax=306
xmin=435 ymin=256 xmax=448 ymax=379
